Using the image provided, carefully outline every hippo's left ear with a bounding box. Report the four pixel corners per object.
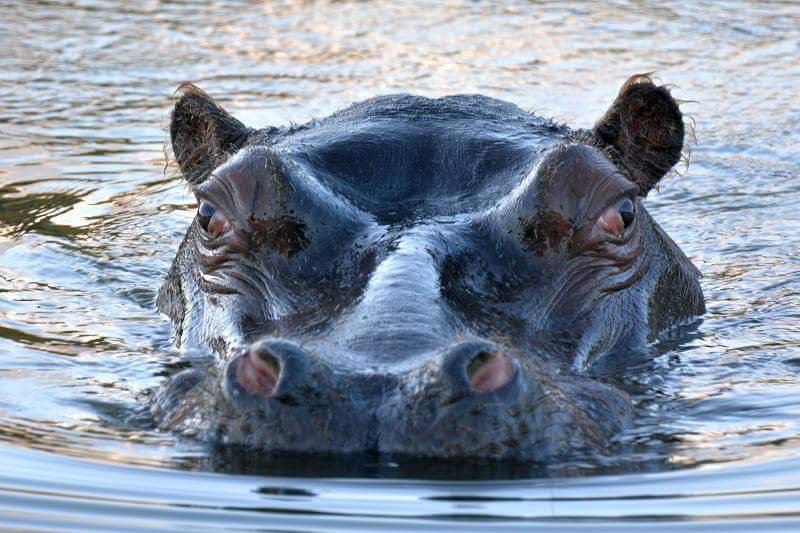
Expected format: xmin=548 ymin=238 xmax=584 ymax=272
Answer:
xmin=593 ymin=74 xmax=685 ymax=196
xmin=169 ymin=83 xmax=251 ymax=185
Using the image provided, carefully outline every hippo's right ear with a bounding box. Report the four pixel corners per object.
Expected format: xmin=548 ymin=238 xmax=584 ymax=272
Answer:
xmin=169 ymin=83 xmax=251 ymax=185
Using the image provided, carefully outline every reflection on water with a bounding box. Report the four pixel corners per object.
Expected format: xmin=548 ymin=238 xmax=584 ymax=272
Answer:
xmin=0 ymin=0 xmax=799 ymax=529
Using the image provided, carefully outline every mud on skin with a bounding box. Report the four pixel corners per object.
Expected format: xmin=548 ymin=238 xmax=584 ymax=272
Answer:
xmin=153 ymin=75 xmax=704 ymax=461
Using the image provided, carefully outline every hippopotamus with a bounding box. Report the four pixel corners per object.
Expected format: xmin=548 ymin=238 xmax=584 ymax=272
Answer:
xmin=153 ymin=74 xmax=704 ymax=461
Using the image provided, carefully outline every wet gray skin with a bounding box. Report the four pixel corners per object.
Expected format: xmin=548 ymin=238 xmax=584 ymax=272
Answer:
xmin=153 ymin=75 xmax=704 ymax=461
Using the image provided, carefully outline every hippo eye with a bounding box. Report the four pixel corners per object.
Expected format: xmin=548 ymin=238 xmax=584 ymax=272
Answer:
xmin=617 ymin=197 xmax=635 ymax=229
xmin=197 ymin=201 xmax=230 ymax=238
xmin=197 ymin=201 xmax=216 ymax=228
xmin=593 ymin=197 xmax=636 ymax=239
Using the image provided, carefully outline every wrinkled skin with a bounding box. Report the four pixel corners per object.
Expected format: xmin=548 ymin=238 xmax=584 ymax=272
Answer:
xmin=154 ymin=75 xmax=704 ymax=461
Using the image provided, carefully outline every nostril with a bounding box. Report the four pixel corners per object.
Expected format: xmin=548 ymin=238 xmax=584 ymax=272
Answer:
xmin=466 ymin=350 xmax=514 ymax=393
xmin=236 ymin=348 xmax=281 ymax=396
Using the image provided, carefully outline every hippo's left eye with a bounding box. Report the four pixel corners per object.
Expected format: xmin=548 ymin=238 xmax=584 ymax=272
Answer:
xmin=595 ymin=197 xmax=636 ymax=238
xmin=197 ymin=201 xmax=230 ymax=238
xmin=617 ymin=198 xmax=636 ymax=229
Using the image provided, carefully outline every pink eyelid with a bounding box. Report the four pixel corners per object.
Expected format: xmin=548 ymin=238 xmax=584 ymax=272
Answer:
xmin=595 ymin=205 xmax=626 ymax=237
xmin=206 ymin=210 xmax=230 ymax=238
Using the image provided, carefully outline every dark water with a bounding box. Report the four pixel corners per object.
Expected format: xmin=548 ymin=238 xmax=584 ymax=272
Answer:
xmin=1 ymin=0 xmax=799 ymax=529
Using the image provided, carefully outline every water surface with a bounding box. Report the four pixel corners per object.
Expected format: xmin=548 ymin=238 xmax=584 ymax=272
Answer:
xmin=1 ymin=0 xmax=799 ymax=529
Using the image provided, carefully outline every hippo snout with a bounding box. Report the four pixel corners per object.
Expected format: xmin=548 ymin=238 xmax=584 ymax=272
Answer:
xmin=220 ymin=338 xmax=528 ymax=453
xmin=229 ymin=338 xmax=519 ymax=402
xmin=208 ymin=337 xmax=624 ymax=459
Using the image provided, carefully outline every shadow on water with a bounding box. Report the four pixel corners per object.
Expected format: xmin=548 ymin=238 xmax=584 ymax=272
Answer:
xmin=0 ymin=183 xmax=91 ymax=239
xmin=193 ymin=448 xmax=555 ymax=480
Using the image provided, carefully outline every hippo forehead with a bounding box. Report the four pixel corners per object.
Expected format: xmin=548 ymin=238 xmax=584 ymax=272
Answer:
xmin=244 ymin=94 xmax=571 ymax=219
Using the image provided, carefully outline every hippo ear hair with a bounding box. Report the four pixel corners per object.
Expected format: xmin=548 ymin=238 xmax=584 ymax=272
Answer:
xmin=593 ymin=74 xmax=685 ymax=196
xmin=169 ymin=83 xmax=251 ymax=185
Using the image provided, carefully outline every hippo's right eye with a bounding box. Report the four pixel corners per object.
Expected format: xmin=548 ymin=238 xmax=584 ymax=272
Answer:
xmin=197 ymin=201 xmax=230 ymax=238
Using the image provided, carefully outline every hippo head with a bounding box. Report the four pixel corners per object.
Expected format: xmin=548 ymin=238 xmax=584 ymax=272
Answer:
xmin=154 ymin=75 xmax=704 ymax=461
